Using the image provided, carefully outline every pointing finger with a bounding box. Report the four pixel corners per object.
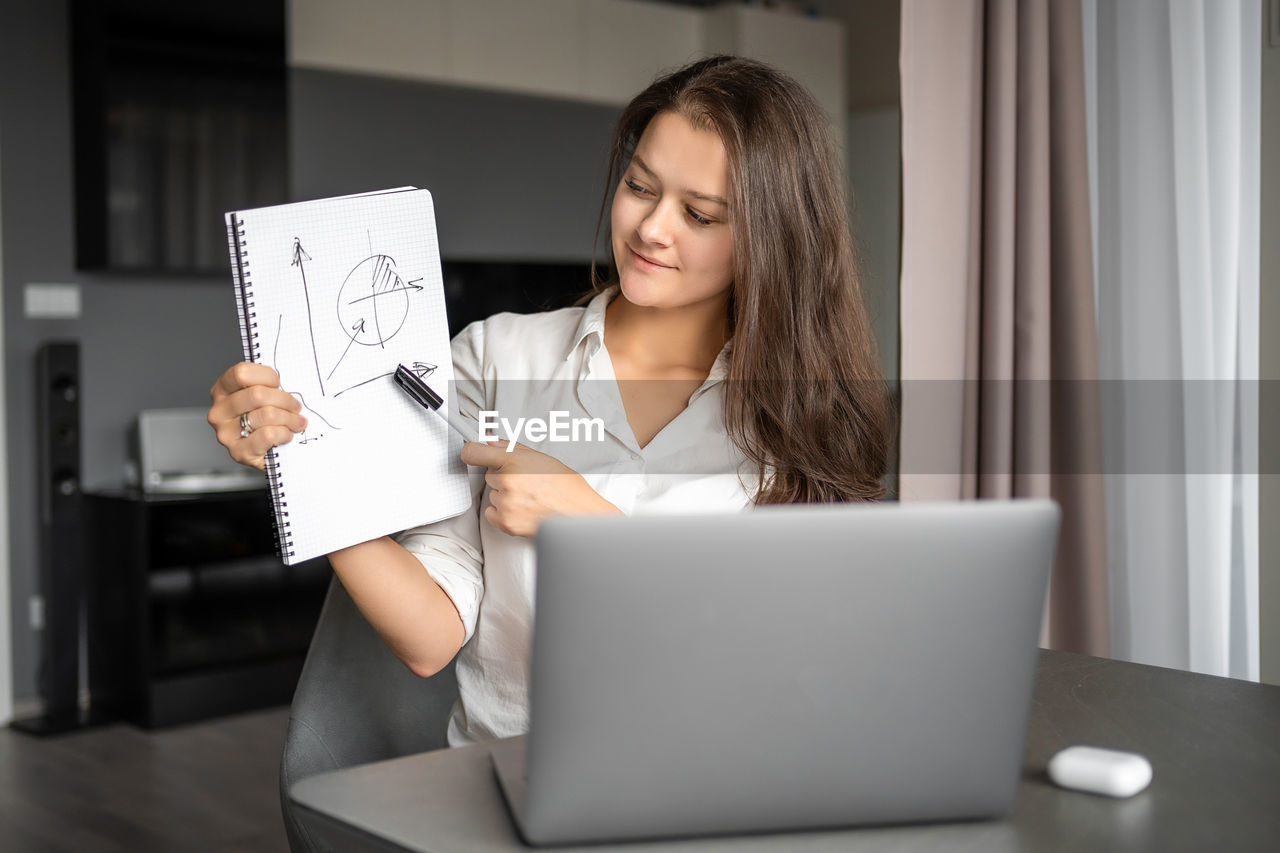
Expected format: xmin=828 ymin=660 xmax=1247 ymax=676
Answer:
xmin=461 ymin=440 xmax=512 ymax=469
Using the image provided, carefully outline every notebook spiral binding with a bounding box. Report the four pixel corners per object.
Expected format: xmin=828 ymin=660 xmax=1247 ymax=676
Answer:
xmin=263 ymin=454 xmax=294 ymax=560
xmin=227 ymin=213 xmax=295 ymax=561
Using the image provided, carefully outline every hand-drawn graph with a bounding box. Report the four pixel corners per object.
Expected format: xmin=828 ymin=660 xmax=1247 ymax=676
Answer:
xmin=267 ymin=222 xmax=442 ymax=448
xmin=275 ymin=230 xmax=433 ymax=442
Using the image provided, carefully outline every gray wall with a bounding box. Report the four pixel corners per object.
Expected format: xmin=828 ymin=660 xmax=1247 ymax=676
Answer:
xmin=291 ymin=70 xmax=618 ymax=262
xmin=1 ymin=0 xmax=247 ymax=705
xmin=1 ymin=2 xmax=618 ymax=705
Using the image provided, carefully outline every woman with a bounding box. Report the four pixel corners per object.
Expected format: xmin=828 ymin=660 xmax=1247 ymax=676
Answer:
xmin=207 ymin=56 xmax=891 ymax=747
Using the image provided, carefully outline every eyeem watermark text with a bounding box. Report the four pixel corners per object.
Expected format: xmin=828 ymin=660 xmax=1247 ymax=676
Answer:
xmin=478 ymin=411 xmax=606 ymax=451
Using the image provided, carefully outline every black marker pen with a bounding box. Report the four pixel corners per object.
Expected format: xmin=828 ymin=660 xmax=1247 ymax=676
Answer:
xmin=394 ymin=364 xmax=474 ymax=442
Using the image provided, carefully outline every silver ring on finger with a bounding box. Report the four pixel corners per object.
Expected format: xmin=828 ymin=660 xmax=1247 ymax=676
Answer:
xmin=239 ymin=412 xmax=254 ymax=438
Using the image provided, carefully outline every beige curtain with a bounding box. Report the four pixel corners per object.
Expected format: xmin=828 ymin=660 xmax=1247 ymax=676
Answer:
xmin=898 ymin=0 xmax=1109 ymax=656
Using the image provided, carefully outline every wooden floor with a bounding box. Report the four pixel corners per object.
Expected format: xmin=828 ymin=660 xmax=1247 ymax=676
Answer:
xmin=0 ymin=706 xmax=291 ymax=853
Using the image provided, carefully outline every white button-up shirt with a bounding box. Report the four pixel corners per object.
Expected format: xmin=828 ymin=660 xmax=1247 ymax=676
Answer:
xmin=397 ymin=288 xmax=755 ymax=746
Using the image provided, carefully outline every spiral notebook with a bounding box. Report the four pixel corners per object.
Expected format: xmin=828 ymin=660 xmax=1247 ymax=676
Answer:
xmin=225 ymin=187 xmax=470 ymax=564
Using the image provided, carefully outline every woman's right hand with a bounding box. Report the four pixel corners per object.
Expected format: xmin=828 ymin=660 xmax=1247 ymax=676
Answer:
xmin=207 ymin=362 xmax=307 ymax=471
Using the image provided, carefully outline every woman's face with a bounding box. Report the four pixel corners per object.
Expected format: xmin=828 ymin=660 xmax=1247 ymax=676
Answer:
xmin=611 ymin=111 xmax=734 ymax=313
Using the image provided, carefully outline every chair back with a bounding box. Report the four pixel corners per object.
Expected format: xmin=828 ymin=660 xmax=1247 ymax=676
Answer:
xmin=280 ymin=576 xmax=458 ymax=852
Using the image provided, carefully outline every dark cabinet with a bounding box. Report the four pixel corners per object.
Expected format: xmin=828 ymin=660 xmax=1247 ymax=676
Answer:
xmin=87 ymin=488 xmax=329 ymax=727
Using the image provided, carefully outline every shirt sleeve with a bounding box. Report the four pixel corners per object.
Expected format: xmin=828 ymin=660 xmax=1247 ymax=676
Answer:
xmin=394 ymin=319 xmax=490 ymax=644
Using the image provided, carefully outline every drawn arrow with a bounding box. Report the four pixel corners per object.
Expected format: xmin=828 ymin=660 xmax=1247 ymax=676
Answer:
xmin=292 ymin=237 xmax=325 ymax=396
xmin=346 ymin=279 xmax=424 ymax=305
xmin=411 ymin=361 xmax=437 ymax=379
xmin=327 ymin=319 xmax=367 ymax=381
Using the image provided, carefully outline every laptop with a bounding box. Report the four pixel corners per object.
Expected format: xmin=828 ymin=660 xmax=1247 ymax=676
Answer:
xmin=492 ymin=499 xmax=1059 ymax=846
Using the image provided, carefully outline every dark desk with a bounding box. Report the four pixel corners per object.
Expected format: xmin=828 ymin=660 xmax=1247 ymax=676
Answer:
xmin=290 ymin=650 xmax=1280 ymax=852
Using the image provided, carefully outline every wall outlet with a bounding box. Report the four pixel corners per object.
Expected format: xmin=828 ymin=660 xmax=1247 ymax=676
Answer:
xmin=24 ymin=282 xmax=81 ymax=319
xmin=29 ymin=595 xmax=44 ymax=631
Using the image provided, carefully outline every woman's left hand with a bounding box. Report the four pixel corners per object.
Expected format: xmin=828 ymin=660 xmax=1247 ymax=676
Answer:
xmin=461 ymin=441 xmax=622 ymax=538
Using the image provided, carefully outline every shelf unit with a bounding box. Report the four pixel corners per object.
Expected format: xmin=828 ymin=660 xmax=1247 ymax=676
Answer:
xmin=87 ymin=488 xmax=329 ymax=727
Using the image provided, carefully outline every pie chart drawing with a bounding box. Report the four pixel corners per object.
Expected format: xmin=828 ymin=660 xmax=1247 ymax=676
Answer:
xmin=336 ymin=253 xmax=422 ymax=351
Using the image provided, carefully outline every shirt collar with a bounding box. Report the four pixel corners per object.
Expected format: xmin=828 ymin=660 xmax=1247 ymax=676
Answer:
xmin=705 ymin=337 xmax=733 ymax=383
xmin=566 ymin=287 xmax=615 ymax=362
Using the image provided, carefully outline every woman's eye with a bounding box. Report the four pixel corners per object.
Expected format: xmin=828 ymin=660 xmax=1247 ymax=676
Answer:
xmin=625 ymin=178 xmax=650 ymax=196
xmin=687 ymin=208 xmax=714 ymax=226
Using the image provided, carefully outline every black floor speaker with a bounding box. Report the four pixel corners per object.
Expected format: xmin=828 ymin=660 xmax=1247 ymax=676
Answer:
xmin=11 ymin=341 xmax=95 ymax=734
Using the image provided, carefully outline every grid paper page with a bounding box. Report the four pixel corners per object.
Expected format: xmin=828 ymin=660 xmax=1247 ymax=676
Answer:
xmin=230 ymin=188 xmax=469 ymax=563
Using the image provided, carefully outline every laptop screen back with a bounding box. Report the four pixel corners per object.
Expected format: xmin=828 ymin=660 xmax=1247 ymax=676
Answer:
xmin=519 ymin=500 xmax=1059 ymax=845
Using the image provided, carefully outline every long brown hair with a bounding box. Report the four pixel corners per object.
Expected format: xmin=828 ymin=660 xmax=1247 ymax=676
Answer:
xmin=588 ymin=55 xmax=892 ymax=503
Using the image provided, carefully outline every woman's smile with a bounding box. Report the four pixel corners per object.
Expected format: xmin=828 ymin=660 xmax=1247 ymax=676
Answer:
xmin=627 ymin=246 xmax=676 ymax=272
